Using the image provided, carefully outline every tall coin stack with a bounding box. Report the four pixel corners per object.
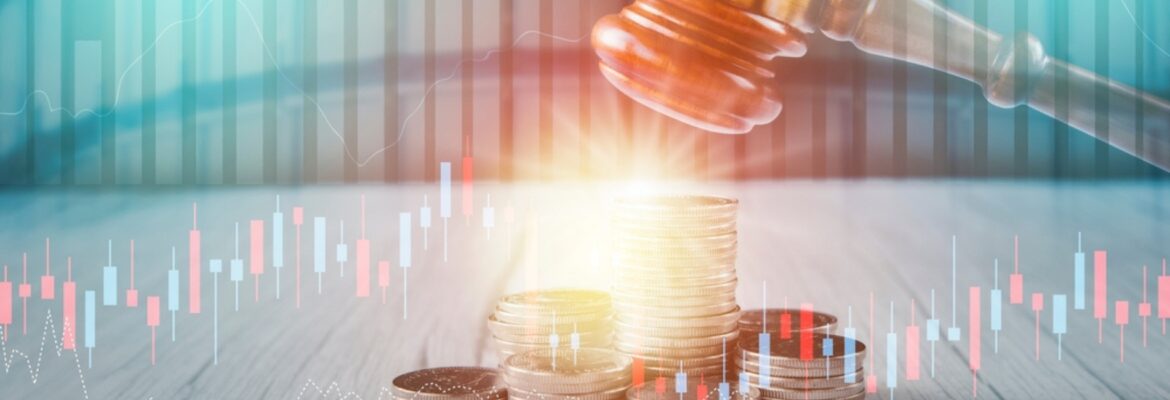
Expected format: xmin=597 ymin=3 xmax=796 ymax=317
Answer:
xmin=489 ymin=289 xmax=614 ymax=361
xmin=504 ymin=348 xmax=633 ymax=400
xmin=610 ymin=195 xmax=741 ymax=379
xmin=735 ymin=333 xmax=868 ymax=400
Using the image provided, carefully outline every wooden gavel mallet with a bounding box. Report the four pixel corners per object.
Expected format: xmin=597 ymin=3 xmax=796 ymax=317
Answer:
xmin=593 ymin=0 xmax=1170 ymax=172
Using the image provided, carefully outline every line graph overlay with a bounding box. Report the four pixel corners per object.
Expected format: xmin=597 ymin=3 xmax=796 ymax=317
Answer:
xmin=0 ymin=309 xmax=90 ymax=399
xmin=0 ymin=0 xmax=587 ymax=167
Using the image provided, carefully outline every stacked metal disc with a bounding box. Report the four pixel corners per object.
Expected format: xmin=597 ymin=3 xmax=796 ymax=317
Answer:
xmin=735 ymin=333 xmax=868 ymax=400
xmin=610 ymin=195 xmax=740 ymax=379
xmin=503 ymin=348 xmax=633 ymax=400
xmin=488 ymin=289 xmax=614 ymax=361
xmin=738 ymin=309 xmax=839 ymax=338
xmin=626 ymin=377 xmax=761 ymax=400
xmin=391 ymin=367 xmax=508 ymax=400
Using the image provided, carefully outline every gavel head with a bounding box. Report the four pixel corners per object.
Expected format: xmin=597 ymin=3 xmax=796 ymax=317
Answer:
xmin=592 ymin=0 xmax=807 ymax=134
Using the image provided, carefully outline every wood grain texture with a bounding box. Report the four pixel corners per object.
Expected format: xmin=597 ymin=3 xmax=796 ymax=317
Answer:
xmin=0 ymin=182 xmax=1166 ymax=399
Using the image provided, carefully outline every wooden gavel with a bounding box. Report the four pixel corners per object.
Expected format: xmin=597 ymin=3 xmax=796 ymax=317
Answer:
xmin=593 ymin=0 xmax=1170 ymax=172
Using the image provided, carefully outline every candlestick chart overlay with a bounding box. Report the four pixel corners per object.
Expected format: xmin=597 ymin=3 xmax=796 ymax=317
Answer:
xmin=2 ymin=0 xmax=1170 ymax=399
xmin=0 ymin=181 xmax=1164 ymax=398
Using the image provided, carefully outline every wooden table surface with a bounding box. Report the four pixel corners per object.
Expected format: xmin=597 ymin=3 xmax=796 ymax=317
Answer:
xmin=0 ymin=181 xmax=1167 ymax=399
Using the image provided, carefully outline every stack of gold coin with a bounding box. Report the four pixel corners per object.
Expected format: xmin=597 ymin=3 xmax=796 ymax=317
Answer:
xmin=503 ymin=348 xmax=633 ymax=400
xmin=735 ymin=333 xmax=868 ymax=400
xmin=626 ymin=377 xmax=761 ymax=400
xmin=391 ymin=367 xmax=508 ymax=400
xmin=610 ymin=195 xmax=740 ymax=379
xmin=488 ymin=289 xmax=614 ymax=361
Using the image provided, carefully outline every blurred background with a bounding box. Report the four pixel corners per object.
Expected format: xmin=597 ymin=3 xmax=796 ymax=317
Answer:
xmin=0 ymin=0 xmax=1168 ymax=184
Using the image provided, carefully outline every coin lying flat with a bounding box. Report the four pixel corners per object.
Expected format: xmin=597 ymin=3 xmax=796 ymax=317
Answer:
xmin=391 ymin=367 xmax=507 ymax=400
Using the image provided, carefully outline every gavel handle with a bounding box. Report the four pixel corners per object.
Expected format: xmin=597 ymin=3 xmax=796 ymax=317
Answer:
xmin=1029 ymin=60 xmax=1170 ymax=173
xmin=766 ymin=0 xmax=1170 ymax=172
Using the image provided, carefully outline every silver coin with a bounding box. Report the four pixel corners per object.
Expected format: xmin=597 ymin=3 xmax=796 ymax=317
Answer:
xmin=626 ymin=377 xmax=759 ymax=400
xmin=488 ymin=314 xmax=613 ymax=336
xmin=613 ymin=272 xmax=738 ymax=290
xmin=753 ymin=381 xmax=866 ymax=400
xmin=737 ymin=309 xmax=838 ymax=337
xmin=612 ymin=252 xmax=738 ymax=268
xmin=613 ymin=301 xmax=739 ymax=319
xmin=616 ymin=329 xmax=739 ymax=349
xmin=507 ymin=374 xmax=632 ymax=395
xmin=494 ymin=339 xmax=614 ymax=355
xmin=613 ymin=317 xmax=739 ymax=338
xmin=638 ymin=364 xmax=729 ymax=380
xmin=734 ymin=357 xmax=865 ymax=379
xmin=615 ymin=307 xmax=740 ymax=329
xmin=611 ymin=280 xmax=738 ymax=299
xmin=614 ymin=341 xmax=730 ymax=359
xmin=609 ymin=220 xmax=737 ymax=239
xmin=612 ymin=194 xmax=737 ymax=212
xmin=737 ymin=369 xmax=864 ymax=391
xmin=612 ymin=240 xmax=738 ymax=256
xmin=504 ymin=348 xmax=633 ymax=386
xmin=613 ymin=263 xmax=737 ymax=280
xmin=494 ymin=308 xmax=613 ymax=326
xmin=737 ymin=334 xmax=868 ymax=370
xmin=612 ymin=231 xmax=737 ymax=247
xmin=492 ymin=329 xmax=613 ymax=346
xmin=391 ymin=367 xmax=508 ymax=400
xmin=610 ymin=291 xmax=737 ymax=308
xmin=506 ymin=382 xmax=630 ymax=400
xmin=633 ymin=352 xmax=731 ymax=370
xmin=497 ymin=289 xmax=613 ymax=316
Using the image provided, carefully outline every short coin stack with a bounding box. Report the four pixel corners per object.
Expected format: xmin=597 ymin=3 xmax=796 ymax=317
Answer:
xmin=488 ymin=289 xmax=614 ymax=362
xmin=391 ymin=367 xmax=508 ymax=400
xmin=735 ymin=333 xmax=868 ymax=400
xmin=610 ymin=195 xmax=741 ymax=379
xmin=504 ymin=348 xmax=633 ymax=400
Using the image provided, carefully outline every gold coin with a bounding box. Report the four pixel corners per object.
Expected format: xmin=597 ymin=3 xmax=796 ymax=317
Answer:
xmin=614 ymin=341 xmax=729 ymax=359
xmin=487 ymin=314 xmax=612 ymax=336
xmin=612 ymin=299 xmax=739 ymax=318
xmin=494 ymin=308 xmax=613 ymax=326
xmin=497 ymin=289 xmax=612 ymax=316
xmin=616 ymin=329 xmax=739 ymax=349
xmin=615 ymin=307 xmax=741 ymax=329
xmin=613 ymin=194 xmax=737 ymax=210
xmin=504 ymin=348 xmax=633 ymax=386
